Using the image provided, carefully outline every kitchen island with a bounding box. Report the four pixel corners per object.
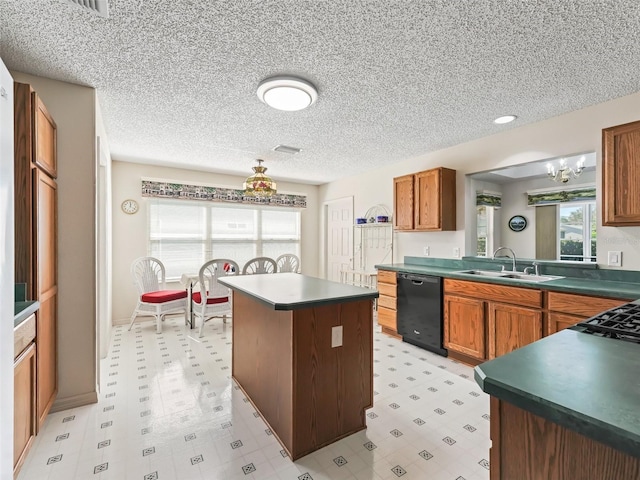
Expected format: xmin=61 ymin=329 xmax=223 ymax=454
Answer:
xmin=475 ymin=328 xmax=640 ymax=479
xmin=218 ymin=273 xmax=378 ymax=460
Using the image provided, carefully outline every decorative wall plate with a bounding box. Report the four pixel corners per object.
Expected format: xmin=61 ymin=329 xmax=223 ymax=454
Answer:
xmin=508 ymin=215 xmax=527 ymax=232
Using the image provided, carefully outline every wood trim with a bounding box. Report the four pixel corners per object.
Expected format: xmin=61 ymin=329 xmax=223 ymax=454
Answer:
xmin=444 ymin=278 xmax=542 ymax=308
xmin=381 ymin=326 xmax=402 ymax=339
xmin=50 ymin=391 xmax=99 ymax=412
xmin=547 ymin=291 xmax=629 ymax=317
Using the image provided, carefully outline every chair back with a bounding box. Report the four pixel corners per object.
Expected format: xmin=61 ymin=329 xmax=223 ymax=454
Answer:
xmin=131 ymin=256 xmax=166 ymax=295
xmin=242 ymin=256 xmax=277 ymax=275
xmin=199 ymin=259 xmax=239 ymax=300
xmin=276 ymin=253 xmax=300 ymax=273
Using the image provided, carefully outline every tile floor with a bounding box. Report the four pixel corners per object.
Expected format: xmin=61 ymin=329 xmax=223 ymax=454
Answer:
xmin=17 ymin=315 xmax=491 ymax=480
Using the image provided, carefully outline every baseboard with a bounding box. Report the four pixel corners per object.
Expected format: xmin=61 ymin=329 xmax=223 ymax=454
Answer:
xmin=50 ymin=391 xmax=98 ymax=413
xmin=113 ymin=312 xmax=186 ymax=326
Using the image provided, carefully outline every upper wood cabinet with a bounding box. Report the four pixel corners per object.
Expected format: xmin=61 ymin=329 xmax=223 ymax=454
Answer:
xmin=393 ymin=167 xmax=456 ymax=231
xmin=603 ymin=120 xmax=640 ymax=225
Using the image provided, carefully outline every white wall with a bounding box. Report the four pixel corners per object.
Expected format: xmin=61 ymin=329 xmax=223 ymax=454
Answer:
xmin=10 ymin=71 xmax=98 ymax=410
xmin=0 ymin=56 xmax=15 ymax=480
xmin=111 ymin=161 xmax=320 ymax=323
xmin=319 ymin=90 xmax=640 ymax=270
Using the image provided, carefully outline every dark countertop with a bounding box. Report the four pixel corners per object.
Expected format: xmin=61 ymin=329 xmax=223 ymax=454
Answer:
xmin=15 ymin=300 xmax=39 ymax=327
xmin=218 ymin=273 xmax=379 ymax=311
xmin=474 ymin=328 xmax=640 ymax=459
xmin=375 ymin=263 xmax=640 ymax=300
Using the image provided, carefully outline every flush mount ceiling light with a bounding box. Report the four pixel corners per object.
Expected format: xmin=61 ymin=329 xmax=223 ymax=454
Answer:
xmin=257 ymin=76 xmax=318 ymax=111
xmin=493 ymin=115 xmax=518 ymax=124
xmin=243 ymin=159 xmax=277 ymax=197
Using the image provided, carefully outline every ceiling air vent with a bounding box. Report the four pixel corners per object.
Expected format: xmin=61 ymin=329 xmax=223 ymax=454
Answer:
xmin=66 ymin=0 xmax=109 ymax=18
xmin=273 ymin=144 xmax=301 ymax=155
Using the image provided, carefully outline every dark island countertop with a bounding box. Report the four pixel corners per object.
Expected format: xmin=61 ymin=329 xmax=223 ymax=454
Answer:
xmin=218 ymin=273 xmax=378 ymax=311
xmin=375 ymin=263 xmax=640 ymax=300
xmin=474 ymin=328 xmax=640 ymax=459
xmin=15 ymin=300 xmax=39 ymax=328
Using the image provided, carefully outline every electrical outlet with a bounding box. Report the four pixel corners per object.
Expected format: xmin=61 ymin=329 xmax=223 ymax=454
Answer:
xmin=607 ymin=251 xmax=622 ymax=267
xmin=453 ymin=247 xmax=460 ymax=258
xmin=331 ymin=326 xmax=343 ymax=348
xmin=423 ymin=246 xmax=430 ymax=256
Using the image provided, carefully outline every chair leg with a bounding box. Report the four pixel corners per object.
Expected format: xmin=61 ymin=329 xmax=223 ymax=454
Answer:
xmin=222 ymin=314 xmax=227 ymax=324
xmin=156 ymin=313 xmax=163 ymax=334
xmin=128 ymin=305 xmax=140 ymax=331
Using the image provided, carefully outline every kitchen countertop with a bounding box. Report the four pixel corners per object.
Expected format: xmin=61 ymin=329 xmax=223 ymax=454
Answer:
xmin=218 ymin=272 xmax=379 ymax=311
xmin=474 ymin=328 xmax=640 ymax=459
xmin=15 ymin=300 xmax=39 ymax=327
xmin=375 ymin=263 xmax=640 ymax=299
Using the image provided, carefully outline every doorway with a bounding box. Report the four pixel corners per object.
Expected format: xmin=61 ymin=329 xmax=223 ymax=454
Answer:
xmin=323 ymin=197 xmax=353 ymax=282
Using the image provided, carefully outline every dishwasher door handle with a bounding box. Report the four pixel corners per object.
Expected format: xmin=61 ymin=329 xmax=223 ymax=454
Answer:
xmin=411 ymin=280 xmax=424 ymax=286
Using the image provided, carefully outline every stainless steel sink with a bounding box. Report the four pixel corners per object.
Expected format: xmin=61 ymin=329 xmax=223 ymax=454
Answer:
xmin=455 ymin=270 xmax=564 ymax=283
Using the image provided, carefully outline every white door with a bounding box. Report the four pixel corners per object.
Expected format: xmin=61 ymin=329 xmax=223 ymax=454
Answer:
xmin=325 ymin=197 xmax=353 ymax=282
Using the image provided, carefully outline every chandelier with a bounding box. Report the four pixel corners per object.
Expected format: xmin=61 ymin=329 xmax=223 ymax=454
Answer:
xmin=547 ymin=156 xmax=585 ymax=183
xmin=243 ymin=159 xmax=277 ymax=197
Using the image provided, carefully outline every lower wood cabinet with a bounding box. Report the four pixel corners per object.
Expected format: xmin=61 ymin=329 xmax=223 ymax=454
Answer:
xmin=37 ymin=294 xmax=57 ymax=427
xmin=14 ymin=342 xmax=36 ymax=477
xmin=546 ymin=291 xmax=630 ymax=336
xmin=376 ymin=269 xmax=400 ymax=337
xmin=487 ymin=302 xmax=542 ymax=360
xmin=443 ymin=295 xmax=485 ymax=360
xmin=444 ymin=279 xmax=543 ymax=364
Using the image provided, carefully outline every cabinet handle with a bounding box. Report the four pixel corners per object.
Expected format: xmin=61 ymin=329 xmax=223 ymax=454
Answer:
xmin=414 ymin=329 xmax=420 ymax=335
xmin=411 ymin=280 xmax=424 ymax=285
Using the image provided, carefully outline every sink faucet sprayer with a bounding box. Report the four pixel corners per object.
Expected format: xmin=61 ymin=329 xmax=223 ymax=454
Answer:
xmin=492 ymin=246 xmax=517 ymax=272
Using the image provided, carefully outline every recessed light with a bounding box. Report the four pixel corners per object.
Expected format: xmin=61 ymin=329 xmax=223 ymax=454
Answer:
xmin=494 ymin=115 xmax=517 ymax=124
xmin=257 ymin=76 xmax=317 ymax=111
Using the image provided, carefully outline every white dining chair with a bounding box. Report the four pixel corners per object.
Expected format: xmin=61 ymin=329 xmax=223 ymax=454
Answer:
xmin=193 ymin=259 xmax=239 ymax=337
xmin=276 ymin=253 xmax=300 ymax=273
xmin=242 ymin=256 xmax=277 ymax=275
xmin=128 ymin=256 xmax=187 ymax=333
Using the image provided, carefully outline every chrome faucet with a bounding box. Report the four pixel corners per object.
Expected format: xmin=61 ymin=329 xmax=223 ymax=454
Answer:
xmin=524 ymin=262 xmax=540 ymax=276
xmin=492 ymin=246 xmax=517 ymax=272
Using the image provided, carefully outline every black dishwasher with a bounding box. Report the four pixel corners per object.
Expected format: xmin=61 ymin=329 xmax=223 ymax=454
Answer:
xmin=396 ymin=273 xmax=447 ymax=356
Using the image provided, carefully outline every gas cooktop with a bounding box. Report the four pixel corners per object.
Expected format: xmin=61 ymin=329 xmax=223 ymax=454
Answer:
xmin=577 ymin=302 xmax=640 ymax=343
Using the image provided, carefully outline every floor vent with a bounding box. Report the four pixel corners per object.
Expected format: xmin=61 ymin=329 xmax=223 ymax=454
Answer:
xmin=273 ymin=145 xmax=301 ymax=155
xmin=66 ymin=0 xmax=109 ymax=18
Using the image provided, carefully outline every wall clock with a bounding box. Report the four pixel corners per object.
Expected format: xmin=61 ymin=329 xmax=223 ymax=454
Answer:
xmin=121 ymin=199 xmax=139 ymax=214
xmin=508 ymin=215 xmax=527 ymax=232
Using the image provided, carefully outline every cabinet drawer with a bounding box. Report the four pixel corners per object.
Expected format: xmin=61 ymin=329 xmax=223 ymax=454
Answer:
xmin=548 ymin=292 xmax=629 ymax=317
xmin=14 ymin=314 xmax=36 ymax=360
xmin=377 ymin=270 xmax=397 ymax=285
xmin=378 ymin=282 xmax=397 ymax=298
xmin=377 ymin=306 xmax=396 ymax=330
xmin=378 ymin=294 xmax=396 ymax=310
xmin=444 ymin=279 xmax=542 ymax=308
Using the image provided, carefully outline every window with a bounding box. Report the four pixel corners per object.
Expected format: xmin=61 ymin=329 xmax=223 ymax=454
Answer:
xmin=558 ymin=202 xmax=596 ymax=262
xmin=476 ymin=205 xmax=497 ymax=257
xmin=148 ymin=199 xmax=301 ymax=279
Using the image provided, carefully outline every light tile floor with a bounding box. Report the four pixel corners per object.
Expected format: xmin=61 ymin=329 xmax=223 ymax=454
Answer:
xmin=17 ymin=316 xmax=490 ymax=480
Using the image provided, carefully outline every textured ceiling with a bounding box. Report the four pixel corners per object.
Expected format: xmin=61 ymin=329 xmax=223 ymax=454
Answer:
xmin=2 ymin=0 xmax=640 ymax=185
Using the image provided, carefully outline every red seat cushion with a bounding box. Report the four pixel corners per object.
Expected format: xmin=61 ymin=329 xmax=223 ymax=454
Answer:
xmin=192 ymin=292 xmax=229 ymax=305
xmin=141 ymin=289 xmax=187 ymax=303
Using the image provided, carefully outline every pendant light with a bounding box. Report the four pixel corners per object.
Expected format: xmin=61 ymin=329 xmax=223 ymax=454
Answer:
xmin=243 ymin=159 xmax=277 ymax=197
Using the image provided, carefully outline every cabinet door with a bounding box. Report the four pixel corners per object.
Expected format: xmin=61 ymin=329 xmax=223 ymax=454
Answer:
xmin=34 ymin=169 xmax=58 ymax=427
xmin=414 ymin=169 xmax=440 ymax=230
xmin=393 ymin=174 xmax=414 ymax=230
xmin=547 ymin=312 xmax=581 ymax=336
xmin=603 ymin=120 xmax=640 ymax=225
xmin=444 ymin=295 xmax=486 ymax=360
xmin=488 ymin=302 xmax=542 ymax=359
xmin=33 ymin=92 xmax=57 ymax=178
xmin=14 ymin=343 xmax=36 ymax=476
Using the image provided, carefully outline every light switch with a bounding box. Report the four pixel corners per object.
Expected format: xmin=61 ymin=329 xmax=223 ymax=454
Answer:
xmin=607 ymin=251 xmax=622 ymax=267
xmin=331 ymin=326 xmax=343 ymax=348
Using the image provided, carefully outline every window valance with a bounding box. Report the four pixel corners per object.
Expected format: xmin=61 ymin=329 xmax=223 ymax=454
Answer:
xmin=476 ymin=191 xmax=502 ymax=208
xmin=141 ymin=179 xmax=306 ymax=208
xmin=526 ymin=184 xmax=595 ymax=206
